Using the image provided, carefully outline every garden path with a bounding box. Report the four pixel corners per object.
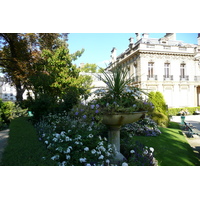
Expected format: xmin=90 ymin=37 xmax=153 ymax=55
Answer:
xmin=0 ymin=129 xmax=9 ymax=163
xmin=171 ymin=115 xmax=200 ymax=161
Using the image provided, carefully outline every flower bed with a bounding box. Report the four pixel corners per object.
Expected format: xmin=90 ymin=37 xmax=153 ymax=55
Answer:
xmin=121 ymin=118 xmax=162 ymax=137
xmin=35 ymin=106 xmax=157 ymax=166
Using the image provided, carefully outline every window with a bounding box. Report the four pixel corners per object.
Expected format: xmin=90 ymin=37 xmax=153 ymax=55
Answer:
xmin=164 ymin=63 xmax=170 ymax=78
xmin=148 ymin=62 xmax=154 ymax=78
xmin=180 ymin=63 xmax=186 ymax=78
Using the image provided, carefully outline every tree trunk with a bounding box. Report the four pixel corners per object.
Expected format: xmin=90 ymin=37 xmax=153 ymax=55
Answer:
xmin=15 ymin=81 xmax=25 ymax=102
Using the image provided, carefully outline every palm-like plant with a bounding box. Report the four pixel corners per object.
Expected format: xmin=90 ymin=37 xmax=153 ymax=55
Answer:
xmin=100 ymin=66 xmax=136 ymax=99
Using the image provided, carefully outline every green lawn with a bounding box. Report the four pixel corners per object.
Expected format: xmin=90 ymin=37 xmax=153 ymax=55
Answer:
xmin=130 ymin=122 xmax=200 ymax=166
xmin=0 ymin=117 xmax=57 ymax=166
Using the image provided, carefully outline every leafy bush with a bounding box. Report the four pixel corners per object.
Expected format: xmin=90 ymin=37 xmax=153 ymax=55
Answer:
xmin=148 ymin=91 xmax=168 ymax=115
xmin=148 ymin=92 xmax=169 ymax=127
xmin=168 ymin=107 xmax=200 ymax=116
xmin=0 ymin=99 xmax=27 ymax=129
xmin=151 ymin=111 xmax=169 ymax=127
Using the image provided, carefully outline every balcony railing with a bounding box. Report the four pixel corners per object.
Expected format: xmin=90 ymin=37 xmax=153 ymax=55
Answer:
xmin=147 ymin=75 xmax=157 ymax=80
xmin=163 ymin=75 xmax=173 ymax=81
xmin=180 ymin=75 xmax=189 ymax=81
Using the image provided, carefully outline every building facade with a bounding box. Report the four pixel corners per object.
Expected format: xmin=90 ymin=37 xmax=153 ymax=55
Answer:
xmin=0 ymin=77 xmax=30 ymax=102
xmin=107 ymin=33 xmax=200 ymax=108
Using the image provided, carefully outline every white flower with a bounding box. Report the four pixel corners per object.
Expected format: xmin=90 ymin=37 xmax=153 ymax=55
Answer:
xmin=61 ymin=161 xmax=67 ymax=166
xmin=51 ymin=155 xmax=60 ymax=160
xmin=91 ymin=149 xmax=96 ymax=154
xmin=86 ymin=163 xmax=91 ymax=166
xmin=68 ymin=130 xmax=71 ymax=133
xmin=65 ymin=136 xmax=70 ymax=141
xmin=55 ymin=147 xmax=63 ymax=152
xmin=130 ymin=150 xmax=135 ymax=154
xmin=98 ymin=141 xmax=103 ymax=146
xmin=64 ymin=147 xmax=71 ymax=154
xmin=143 ymin=150 xmax=148 ymax=155
xmin=98 ymin=155 xmax=104 ymax=159
xmin=75 ymin=141 xmax=79 ymax=145
xmin=106 ymin=152 xmax=111 ymax=157
xmin=88 ymin=126 xmax=92 ymax=131
xmin=122 ymin=162 xmax=128 ymax=166
xmin=84 ymin=147 xmax=89 ymax=151
xmin=100 ymin=146 xmax=106 ymax=152
xmin=66 ymin=155 xmax=71 ymax=160
xmin=150 ymin=147 xmax=154 ymax=152
xmin=79 ymin=158 xmax=87 ymax=163
xmin=52 ymin=137 xmax=58 ymax=142
xmin=106 ymin=159 xmax=110 ymax=164
xmin=60 ymin=131 xmax=66 ymax=136
xmin=45 ymin=140 xmax=48 ymax=144
xmin=88 ymin=134 xmax=93 ymax=138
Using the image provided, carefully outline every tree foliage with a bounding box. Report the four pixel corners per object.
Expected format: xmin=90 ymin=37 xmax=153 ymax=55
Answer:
xmin=0 ymin=33 xmax=82 ymax=102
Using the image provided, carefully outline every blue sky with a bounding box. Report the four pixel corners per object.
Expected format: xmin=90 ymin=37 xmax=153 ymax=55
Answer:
xmin=68 ymin=33 xmax=198 ymax=69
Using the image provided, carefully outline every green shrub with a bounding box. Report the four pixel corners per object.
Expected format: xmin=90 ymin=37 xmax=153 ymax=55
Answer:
xmin=148 ymin=91 xmax=168 ymax=115
xmin=0 ymin=99 xmax=27 ymax=129
xmin=151 ymin=111 xmax=169 ymax=127
xmin=168 ymin=107 xmax=200 ymax=116
xmin=148 ymin=92 xmax=169 ymax=127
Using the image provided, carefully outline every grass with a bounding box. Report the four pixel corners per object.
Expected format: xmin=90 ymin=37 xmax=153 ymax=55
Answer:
xmin=129 ymin=122 xmax=200 ymax=166
xmin=0 ymin=117 xmax=57 ymax=166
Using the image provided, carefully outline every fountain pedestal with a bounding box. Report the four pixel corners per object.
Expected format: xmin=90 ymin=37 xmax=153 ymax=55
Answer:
xmin=102 ymin=112 xmax=145 ymax=163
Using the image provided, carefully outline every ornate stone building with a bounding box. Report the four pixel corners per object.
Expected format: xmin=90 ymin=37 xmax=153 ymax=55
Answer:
xmin=107 ymin=33 xmax=200 ymax=108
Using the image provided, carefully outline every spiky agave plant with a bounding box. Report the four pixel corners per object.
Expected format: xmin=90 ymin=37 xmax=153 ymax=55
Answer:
xmin=100 ymin=66 xmax=136 ymax=99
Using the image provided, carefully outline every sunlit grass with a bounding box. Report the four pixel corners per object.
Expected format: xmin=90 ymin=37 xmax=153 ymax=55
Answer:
xmin=128 ymin=122 xmax=200 ymax=166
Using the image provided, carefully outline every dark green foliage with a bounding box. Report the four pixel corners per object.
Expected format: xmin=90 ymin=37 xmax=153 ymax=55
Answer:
xmin=29 ymin=94 xmax=57 ymax=121
xmin=0 ymin=117 xmax=57 ymax=166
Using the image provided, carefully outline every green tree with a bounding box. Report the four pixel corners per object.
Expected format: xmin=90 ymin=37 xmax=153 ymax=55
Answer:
xmin=0 ymin=33 xmax=70 ymax=102
xmin=29 ymin=45 xmax=85 ymax=99
xmin=80 ymin=63 xmax=98 ymax=73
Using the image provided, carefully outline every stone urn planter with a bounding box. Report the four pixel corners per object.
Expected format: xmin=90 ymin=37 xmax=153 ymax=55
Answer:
xmin=102 ymin=112 xmax=146 ymax=163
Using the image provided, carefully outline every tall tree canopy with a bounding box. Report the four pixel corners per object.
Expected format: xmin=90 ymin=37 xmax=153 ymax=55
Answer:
xmin=0 ymin=33 xmax=84 ymax=102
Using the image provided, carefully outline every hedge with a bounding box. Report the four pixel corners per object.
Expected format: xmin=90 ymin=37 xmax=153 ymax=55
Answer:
xmin=168 ymin=107 xmax=200 ymax=116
